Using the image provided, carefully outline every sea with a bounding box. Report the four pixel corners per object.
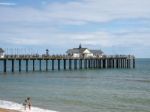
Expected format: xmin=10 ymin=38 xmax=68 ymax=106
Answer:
xmin=0 ymin=59 xmax=150 ymax=112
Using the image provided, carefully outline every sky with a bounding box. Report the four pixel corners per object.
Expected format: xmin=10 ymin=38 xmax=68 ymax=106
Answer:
xmin=0 ymin=0 xmax=150 ymax=57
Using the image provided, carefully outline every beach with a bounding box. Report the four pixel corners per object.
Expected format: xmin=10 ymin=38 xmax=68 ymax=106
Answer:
xmin=0 ymin=108 xmax=19 ymax=112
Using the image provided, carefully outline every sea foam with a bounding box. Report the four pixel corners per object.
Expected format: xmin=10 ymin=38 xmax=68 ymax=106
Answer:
xmin=0 ymin=100 xmax=58 ymax=112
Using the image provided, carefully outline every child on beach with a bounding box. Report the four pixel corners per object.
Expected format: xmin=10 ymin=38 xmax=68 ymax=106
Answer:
xmin=23 ymin=100 xmax=27 ymax=110
xmin=27 ymin=97 xmax=32 ymax=110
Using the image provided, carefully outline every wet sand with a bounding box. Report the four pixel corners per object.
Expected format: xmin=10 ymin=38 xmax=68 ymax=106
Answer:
xmin=0 ymin=108 xmax=20 ymax=112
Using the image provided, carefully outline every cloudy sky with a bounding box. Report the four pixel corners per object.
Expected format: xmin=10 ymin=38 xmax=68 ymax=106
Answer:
xmin=0 ymin=0 xmax=150 ymax=57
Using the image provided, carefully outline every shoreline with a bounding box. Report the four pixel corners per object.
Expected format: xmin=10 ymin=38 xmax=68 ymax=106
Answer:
xmin=0 ymin=108 xmax=20 ymax=112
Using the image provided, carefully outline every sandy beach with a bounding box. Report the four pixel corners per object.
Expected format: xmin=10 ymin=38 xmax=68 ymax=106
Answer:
xmin=0 ymin=108 xmax=19 ymax=112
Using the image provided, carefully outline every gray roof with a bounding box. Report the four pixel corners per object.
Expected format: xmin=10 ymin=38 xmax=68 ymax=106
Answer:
xmin=0 ymin=48 xmax=4 ymax=53
xmin=66 ymin=47 xmax=104 ymax=55
xmin=90 ymin=50 xmax=103 ymax=55
xmin=66 ymin=48 xmax=87 ymax=54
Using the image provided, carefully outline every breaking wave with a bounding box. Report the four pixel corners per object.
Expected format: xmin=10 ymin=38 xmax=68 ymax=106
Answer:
xmin=0 ymin=100 xmax=58 ymax=112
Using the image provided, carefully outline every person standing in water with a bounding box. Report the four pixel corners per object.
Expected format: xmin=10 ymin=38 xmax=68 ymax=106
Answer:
xmin=27 ymin=97 xmax=32 ymax=110
xmin=23 ymin=99 xmax=27 ymax=110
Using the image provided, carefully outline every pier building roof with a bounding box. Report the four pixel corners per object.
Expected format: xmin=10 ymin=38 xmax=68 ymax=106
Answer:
xmin=66 ymin=48 xmax=88 ymax=54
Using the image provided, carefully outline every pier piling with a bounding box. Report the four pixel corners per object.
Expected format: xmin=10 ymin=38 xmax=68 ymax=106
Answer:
xmin=74 ymin=60 xmax=77 ymax=69
xmin=3 ymin=59 xmax=6 ymax=73
xmin=69 ymin=59 xmax=72 ymax=70
xmin=26 ymin=60 xmax=28 ymax=72
xmin=58 ymin=59 xmax=60 ymax=70
xmin=52 ymin=60 xmax=54 ymax=70
xmin=64 ymin=59 xmax=66 ymax=70
xmin=12 ymin=60 xmax=14 ymax=72
xmin=39 ymin=60 xmax=42 ymax=71
xmin=46 ymin=60 xmax=48 ymax=71
xmin=133 ymin=58 xmax=135 ymax=68
xmin=33 ymin=60 xmax=35 ymax=71
xmin=19 ymin=60 xmax=21 ymax=72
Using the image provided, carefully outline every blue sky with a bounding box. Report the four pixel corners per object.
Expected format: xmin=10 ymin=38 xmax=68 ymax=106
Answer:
xmin=0 ymin=0 xmax=150 ymax=57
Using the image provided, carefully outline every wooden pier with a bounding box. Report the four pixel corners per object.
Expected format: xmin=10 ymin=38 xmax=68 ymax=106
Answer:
xmin=0 ymin=55 xmax=135 ymax=73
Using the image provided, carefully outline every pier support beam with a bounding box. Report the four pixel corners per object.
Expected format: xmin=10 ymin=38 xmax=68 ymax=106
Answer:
xmin=96 ymin=60 xmax=99 ymax=68
xmin=100 ymin=59 xmax=102 ymax=68
xmin=4 ymin=59 xmax=7 ymax=73
xmin=79 ymin=59 xmax=82 ymax=69
xmin=33 ymin=60 xmax=35 ymax=71
xmin=91 ymin=59 xmax=93 ymax=68
xmin=94 ymin=59 xmax=96 ymax=68
xmin=98 ymin=59 xmax=101 ymax=68
xmin=58 ymin=60 xmax=60 ymax=70
xmin=19 ymin=59 xmax=21 ymax=72
xmin=127 ymin=59 xmax=130 ymax=68
xmin=39 ymin=60 xmax=42 ymax=71
xmin=112 ymin=59 xmax=115 ymax=68
xmin=102 ymin=59 xmax=105 ymax=68
xmin=69 ymin=59 xmax=72 ymax=70
xmin=26 ymin=60 xmax=28 ymax=72
xmin=84 ymin=59 xmax=87 ymax=69
xmin=133 ymin=58 xmax=135 ymax=68
xmin=12 ymin=60 xmax=14 ymax=72
xmin=64 ymin=59 xmax=66 ymax=70
xmin=52 ymin=60 xmax=54 ymax=70
xmin=123 ymin=59 xmax=125 ymax=68
xmin=107 ymin=59 xmax=109 ymax=68
xmin=88 ymin=60 xmax=90 ymax=68
xmin=128 ymin=59 xmax=131 ymax=68
xmin=46 ymin=60 xmax=48 ymax=71
xmin=118 ymin=59 xmax=120 ymax=68
xmin=121 ymin=59 xmax=123 ymax=68
xmin=124 ymin=59 xmax=127 ymax=68
xmin=116 ymin=59 xmax=119 ymax=68
xmin=74 ymin=60 xmax=77 ymax=69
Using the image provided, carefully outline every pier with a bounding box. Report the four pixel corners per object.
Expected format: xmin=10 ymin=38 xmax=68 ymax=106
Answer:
xmin=0 ymin=55 xmax=135 ymax=73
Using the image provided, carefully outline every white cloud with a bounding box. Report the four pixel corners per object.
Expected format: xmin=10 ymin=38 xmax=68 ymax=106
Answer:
xmin=0 ymin=0 xmax=150 ymax=23
xmin=1 ymin=24 xmax=150 ymax=48
xmin=0 ymin=2 xmax=16 ymax=6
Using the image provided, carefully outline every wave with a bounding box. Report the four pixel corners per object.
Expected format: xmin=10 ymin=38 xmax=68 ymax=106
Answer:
xmin=0 ymin=100 xmax=59 ymax=112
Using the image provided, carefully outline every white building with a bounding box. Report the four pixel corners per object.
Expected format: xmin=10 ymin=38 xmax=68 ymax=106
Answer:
xmin=66 ymin=45 xmax=103 ymax=58
xmin=0 ymin=48 xmax=4 ymax=58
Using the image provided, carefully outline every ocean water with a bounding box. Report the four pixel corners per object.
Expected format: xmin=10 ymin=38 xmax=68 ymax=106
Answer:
xmin=0 ymin=59 xmax=150 ymax=112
